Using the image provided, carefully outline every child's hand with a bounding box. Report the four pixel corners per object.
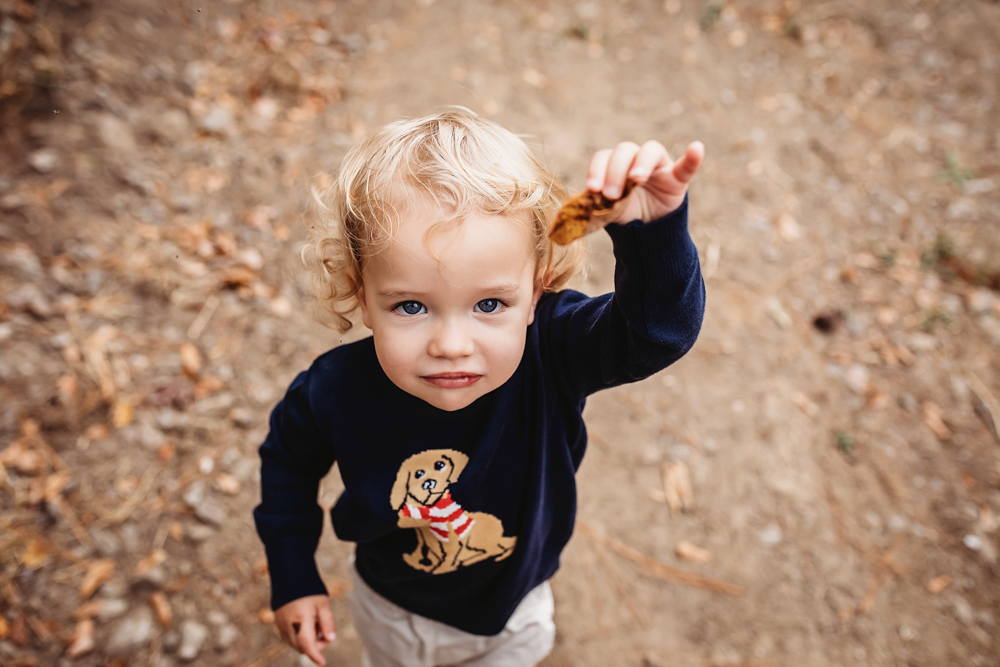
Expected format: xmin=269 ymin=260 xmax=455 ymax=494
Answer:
xmin=274 ymin=595 xmax=337 ymax=666
xmin=586 ymin=140 xmax=704 ymax=224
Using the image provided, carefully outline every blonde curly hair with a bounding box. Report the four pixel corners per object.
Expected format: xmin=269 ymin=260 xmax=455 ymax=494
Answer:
xmin=302 ymin=108 xmax=587 ymax=332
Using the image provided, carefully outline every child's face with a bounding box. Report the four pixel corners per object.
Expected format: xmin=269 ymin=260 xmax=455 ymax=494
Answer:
xmin=358 ymin=203 xmax=543 ymax=412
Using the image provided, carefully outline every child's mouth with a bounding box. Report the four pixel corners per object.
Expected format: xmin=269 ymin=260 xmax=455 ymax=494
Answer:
xmin=422 ymin=373 xmax=482 ymax=388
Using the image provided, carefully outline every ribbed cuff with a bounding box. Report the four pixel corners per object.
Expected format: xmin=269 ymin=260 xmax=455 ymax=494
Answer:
xmin=604 ymin=195 xmax=697 ymax=284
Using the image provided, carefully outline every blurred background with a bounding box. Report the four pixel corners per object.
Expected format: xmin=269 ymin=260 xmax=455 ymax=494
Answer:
xmin=1 ymin=0 xmax=998 ymax=665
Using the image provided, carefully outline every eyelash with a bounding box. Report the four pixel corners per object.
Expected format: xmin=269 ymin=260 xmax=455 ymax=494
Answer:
xmin=391 ymin=299 xmax=508 ymax=316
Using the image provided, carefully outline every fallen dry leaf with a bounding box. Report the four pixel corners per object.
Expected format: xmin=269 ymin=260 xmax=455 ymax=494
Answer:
xmin=0 ymin=615 xmax=8 ymax=639
xmin=921 ymin=401 xmax=952 ymax=440
xmin=662 ymin=461 xmax=694 ymax=515
xmin=112 ymin=399 xmax=134 ymax=428
xmin=67 ymin=619 xmax=95 ymax=657
xmin=169 ymin=521 xmax=184 ymax=541
xmin=675 ymin=540 xmax=714 ymax=563
xmin=926 ymin=575 xmax=951 ymax=593
xmin=150 ymin=591 xmax=172 ymax=627
xmin=0 ymin=441 xmax=46 ymax=475
xmin=134 ymin=549 xmax=167 ymax=576
xmin=79 ymin=559 xmax=115 ymax=599
xmin=215 ymin=472 xmax=241 ymax=495
xmin=180 ymin=343 xmax=202 ymax=378
xmin=20 ymin=539 xmax=52 ymax=569
xmin=791 ymin=391 xmax=819 ymax=417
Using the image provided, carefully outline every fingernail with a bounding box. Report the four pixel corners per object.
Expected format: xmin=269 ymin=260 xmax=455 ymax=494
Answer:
xmin=604 ymin=186 xmax=620 ymax=199
xmin=326 ymin=632 xmax=336 ymax=641
xmin=630 ymin=168 xmax=648 ymax=179
xmin=586 ymin=178 xmax=601 ymax=190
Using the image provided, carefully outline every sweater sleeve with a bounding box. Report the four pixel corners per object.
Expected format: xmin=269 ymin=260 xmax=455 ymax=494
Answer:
xmin=253 ymin=366 xmax=336 ymax=610
xmin=543 ymin=195 xmax=705 ymax=396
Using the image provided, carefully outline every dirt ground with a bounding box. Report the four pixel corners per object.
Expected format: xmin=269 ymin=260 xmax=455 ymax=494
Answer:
xmin=1 ymin=0 xmax=999 ymax=665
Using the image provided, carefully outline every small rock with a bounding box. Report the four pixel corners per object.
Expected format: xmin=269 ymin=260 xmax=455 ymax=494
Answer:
xmin=178 ymin=620 xmax=209 ymax=662
xmin=967 ymin=288 xmax=997 ymax=314
xmin=183 ymin=480 xmax=207 ymax=508
xmin=155 ymin=109 xmax=192 ymax=143
xmin=28 ymin=148 xmax=58 ymax=173
xmin=216 ymin=623 xmax=239 ymax=651
xmin=97 ymin=598 xmax=129 ymax=621
xmin=136 ymin=421 xmax=166 ymax=450
xmin=107 ymin=607 xmax=154 ymax=654
xmin=163 ymin=629 xmax=181 ymax=652
xmin=228 ymin=407 xmax=255 ymax=429
xmin=953 ymin=596 xmax=976 ymax=625
xmin=758 ymin=524 xmax=783 ymax=545
xmin=100 ymin=578 xmax=128 ymax=599
xmin=206 ymin=611 xmax=228 ymax=626
xmin=195 ymin=497 xmax=227 ymax=526
xmin=5 ymin=283 xmax=52 ymax=319
xmin=134 ymin=565 xmax=167 ymax=589
xmin=198 ymin=105 xmax=235 ymax=135
xmin=964 ymin=534 xmax=982 ymax=551
xmin=95 ymin=113 xmax=138 ymax=156
xmin=91 ymin=529 xmax=122 ymax=556
xmin=186 ymin=522 xmax=215 ymax=543
xmin=844 ymin=364 xmax=870 ymax=394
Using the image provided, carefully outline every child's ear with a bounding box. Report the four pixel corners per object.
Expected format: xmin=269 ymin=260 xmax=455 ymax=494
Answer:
xmin=527 ymin=270 xmax=547 ymax=326
xmin=357 ymin=286 xmax=373 ymax=329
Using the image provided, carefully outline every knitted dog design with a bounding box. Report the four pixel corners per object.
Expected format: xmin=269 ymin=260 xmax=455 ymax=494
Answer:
xmin=391 ymin=449 xmax=517 ymax=574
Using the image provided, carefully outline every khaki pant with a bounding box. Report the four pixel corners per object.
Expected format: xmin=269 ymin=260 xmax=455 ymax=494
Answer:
xmin=348 ymin=564 xmax=555 ymax=667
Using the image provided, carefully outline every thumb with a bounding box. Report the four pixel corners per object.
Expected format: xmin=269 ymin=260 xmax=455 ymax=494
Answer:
xmin=317 ymin=602 xmax=337 ymax=643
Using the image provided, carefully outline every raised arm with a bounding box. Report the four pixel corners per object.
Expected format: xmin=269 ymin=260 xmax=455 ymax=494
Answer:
xmin=543 ymin=140 xmax=706 ymax=396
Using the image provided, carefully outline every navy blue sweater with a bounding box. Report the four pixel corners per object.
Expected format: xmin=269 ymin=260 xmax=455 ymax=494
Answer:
xmin=253 ymin=198 xmax=704 ymax=635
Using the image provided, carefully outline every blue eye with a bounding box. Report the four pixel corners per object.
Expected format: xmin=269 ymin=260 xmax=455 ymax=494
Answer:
xmin=475 ymin=299 xmax=501 ymax=313
xmin=396 ymin=301 xmax=426 ymax=315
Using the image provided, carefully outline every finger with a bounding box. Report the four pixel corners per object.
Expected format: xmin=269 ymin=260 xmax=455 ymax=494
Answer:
xmin=317 ymin=603 xmax=337 ymax=644
xmin=299 ymin=618 xmax=326 ymax=666
xmin=602 ymin=141 xmax=642 ymax=199
xmin=628 ymin=140 xmax=670 ymax=184
xmin=670 ymin=141 xmax=705 ymax=185
xmin=585 ymin=149 xmax=614 ymax=192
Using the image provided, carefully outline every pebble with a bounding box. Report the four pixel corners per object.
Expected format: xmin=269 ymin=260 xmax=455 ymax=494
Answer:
xmin=155 ymin=108 xmax=192 ymax=143
xmin=28 ymin=148 xmax=58 ymax=173
xmin=183 ymin=480 xmax=207 ymax=508
xmin=186 ymin=522 xmax=216 ymax=542
xmin=758 ymin=524 xmax=783 ymax=545
xmin=100 ymin=578 xmax=128 ymax=599
xmin=964 ymin=534 xmax=983 ymax=551
xmin=216 ymin=623 xmax=239 ymax=651
xmin=228 ymin=407 xmax=255 ymax=429
xmin=97 ymin=598 xmax=129 ymax=621
xmin=195 ymin=497 xmax=227 ymax=526
xmin=107 ymin=607 xmax=154 ymax=654
xmin=135 ymin=565 xmax=167 ymax=589
xmin=5 ymin=283 xmax=53 ymax=319
xmin=162 ymin=629 xmax=181 ymax=652
xmin=198 ymin=105 xmax=235 ymax=135
xmin=95 ymin=112 xmax=138 ymax=156
xmin=178 ymin=620 xmax=209 ymax=662
xmin=844 ymin=364 xmax=870 ymax=394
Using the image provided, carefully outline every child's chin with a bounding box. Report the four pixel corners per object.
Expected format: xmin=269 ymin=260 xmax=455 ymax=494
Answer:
xmin=418 ymin=388 xmax=483 ymax=412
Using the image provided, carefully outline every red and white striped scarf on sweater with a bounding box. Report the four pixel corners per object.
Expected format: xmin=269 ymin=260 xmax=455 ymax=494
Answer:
xmin=402 ymin=492 xmax=475 ymax=542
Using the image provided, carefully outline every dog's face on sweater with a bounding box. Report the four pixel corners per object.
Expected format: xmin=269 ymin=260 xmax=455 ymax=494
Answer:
xmin=390 ymin=448 xmax=470 ymax=509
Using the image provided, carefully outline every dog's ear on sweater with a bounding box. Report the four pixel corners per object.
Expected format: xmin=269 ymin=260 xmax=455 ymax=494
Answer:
xmin=443 ymin=449 xmax=469 ymax=483
xmin=390 ymin=449 xmax=471 ymax=510
xmin=390 ymin=470 xmax=411 ymax=511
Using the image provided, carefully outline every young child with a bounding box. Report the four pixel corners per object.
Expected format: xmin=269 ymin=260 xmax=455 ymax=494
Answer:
xmin=254 ymin=109 xmax=705 ymax=667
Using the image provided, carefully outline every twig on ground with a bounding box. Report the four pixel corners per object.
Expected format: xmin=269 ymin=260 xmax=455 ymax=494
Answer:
xmin=187 ymin=294 xmax=220 ymax=340
xmin=970 ymin=373 xmax=1000 ymax=441
xmin=576 ymin=522 xmax=743 ymax=596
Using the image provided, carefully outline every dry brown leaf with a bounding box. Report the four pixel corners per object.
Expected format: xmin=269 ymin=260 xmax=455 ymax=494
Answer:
xmin=20 ymin=539 xmax=52 ymax=569
xmin=180 ymin=343 xmax=202 ymax=378
xmin=158 ymin=442 xmax=176 ymax=462
xmin=83 ymin=325 xmax=118 ymax=400
xmin=150 ymin=591 xmax=172 ymax=627
xmin=134 ymin=549 xmax=167 ymax=576
xmin=0 ymin=441 xmax=46 ymax=475
xmin=169 ymin=521 xmax=184 ymax=541
xmin=79 ymin=559 xmax=115 ymax=599
xmin=215 ymin=472 xmax=241 ymax=495
xmin=67 ymin=619 xmax=95 ymax=657
xmin=921 ymin=401 xmax=952 ymax=440
xmin=662 ymin=461 xmax=694 ymax=514
xmin=219 ymin=266 xmax=257 ymax=288
xmin=0 ymin=615 xmax=7 ymax=639
xmin=112 ymin=399 xmax=134 ymax=428
xmin=85 ymin=423 xmax=110 ymax=441
xmin=194 ymin=375 xmax=225 ymax=398
xmin=791 ymin=391 xmax=819 ymax=417
xmin=926 ymin=575 xmax=951 ymax=593
xmin=675 ymin=540 xmax=714 ymax=563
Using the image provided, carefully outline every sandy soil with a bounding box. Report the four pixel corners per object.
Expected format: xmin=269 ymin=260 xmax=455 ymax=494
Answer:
xmin=1 ymin=1 xmax=999 ymax=666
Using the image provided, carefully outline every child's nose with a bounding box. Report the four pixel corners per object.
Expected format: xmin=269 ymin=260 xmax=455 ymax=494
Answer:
xmin=428 ymin=319 xmax=474 ymax=359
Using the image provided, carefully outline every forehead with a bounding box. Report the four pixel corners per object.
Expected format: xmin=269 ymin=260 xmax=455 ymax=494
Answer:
xmin=364 ymin=202 xmax=536 ymax=286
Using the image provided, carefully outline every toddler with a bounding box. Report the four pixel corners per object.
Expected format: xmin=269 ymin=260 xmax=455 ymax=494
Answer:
xmin=254 ymin=109 xmax=705 ymax=666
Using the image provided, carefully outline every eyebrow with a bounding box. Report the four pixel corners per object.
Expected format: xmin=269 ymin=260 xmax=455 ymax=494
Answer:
xmin=376 ymin=282 xmax=521 ymax=301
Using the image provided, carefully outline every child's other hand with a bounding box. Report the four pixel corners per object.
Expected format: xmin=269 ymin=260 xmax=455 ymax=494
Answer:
xmin=586 ymin=140 xmax=704 ymax=224
xmin=275 ymin=595 xmax=337 ymax=666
